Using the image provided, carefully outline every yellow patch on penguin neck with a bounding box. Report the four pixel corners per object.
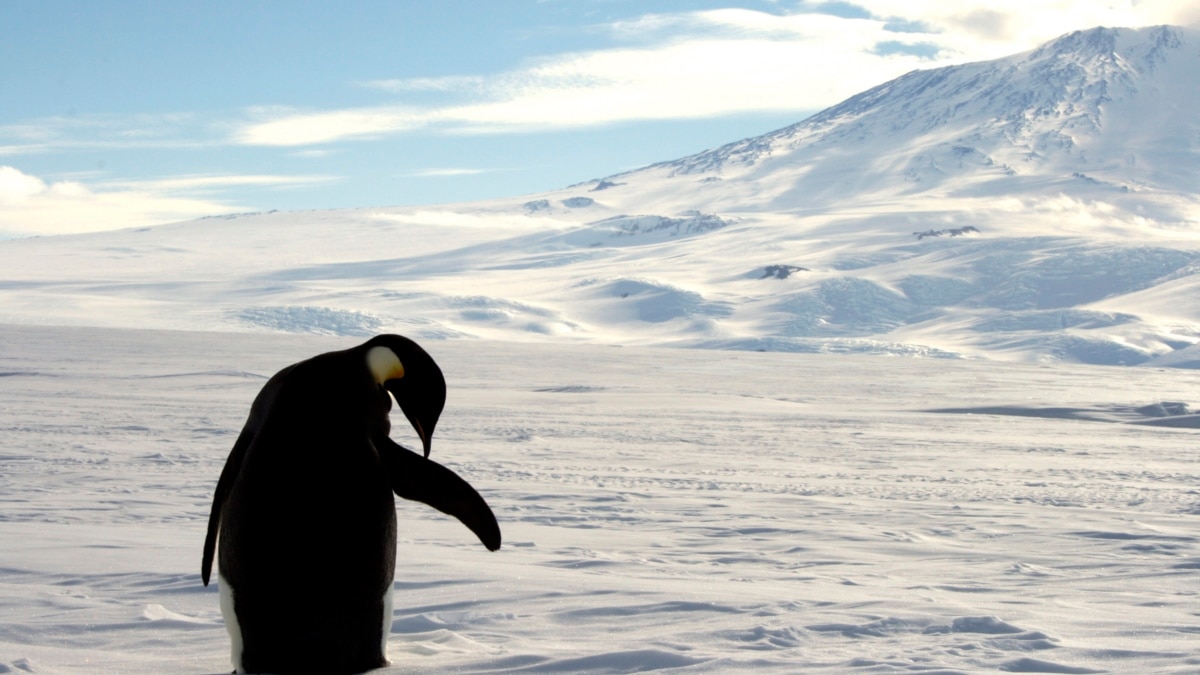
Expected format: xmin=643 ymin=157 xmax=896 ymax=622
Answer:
xmin=366 ymin=346 xmax=405 ymax=385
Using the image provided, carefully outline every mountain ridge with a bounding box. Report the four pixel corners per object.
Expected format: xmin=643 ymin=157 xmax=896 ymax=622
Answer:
xmin=597 ymin=25 xmax=1197 ymax=213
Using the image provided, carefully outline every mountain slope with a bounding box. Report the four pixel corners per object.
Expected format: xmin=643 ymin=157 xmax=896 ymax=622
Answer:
xmin=1 ymin=26 xmax=1198 ymax=366
xmin=605 ymin=25 xmax=1198 ymax=216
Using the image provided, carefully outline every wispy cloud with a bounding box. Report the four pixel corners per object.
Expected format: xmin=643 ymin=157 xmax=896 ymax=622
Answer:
xmin=400 ymin=168 xmax=499 ymax=178
xmin=96 ymin=173 xmax=335 ymax=192
xmin=236 ymin=106 xmax=437 ymax=146
xmin=0 ymin=113 xmax=219 ymax=157
xmin=231 ymin=2 xmax=1186 ymax=148
xmin=360 ymin=75 xmax=489 ymax=94
xmin=236 ymin=13 xmax=912 ymax=146
xmin=0 ymin=166 xmax=334 ymax=237
xmin=852 ymin=0 xmax=1196 ymax=51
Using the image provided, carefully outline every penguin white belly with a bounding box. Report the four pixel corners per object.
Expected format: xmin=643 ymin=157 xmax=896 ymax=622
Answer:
xmin=381 ymin=582 xmax=394 ymax=662
xmin=218 ymin=572 xmax=245 ymax=674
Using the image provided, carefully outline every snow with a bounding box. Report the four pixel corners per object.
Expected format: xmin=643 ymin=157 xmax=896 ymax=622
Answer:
xmin=1 ymin=24 xmax=1200 ymax=673
xmin=3 ymin=195 xmax=1198 ymax=364
xmin=1 ymin=324 xmax=1198 ymax=673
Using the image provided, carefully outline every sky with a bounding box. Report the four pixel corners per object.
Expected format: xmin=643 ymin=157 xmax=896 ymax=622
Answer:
xmin=1 ymin=0 xmax=1195 ymax=237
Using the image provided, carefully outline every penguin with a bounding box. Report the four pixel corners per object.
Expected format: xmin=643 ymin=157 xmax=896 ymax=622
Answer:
xmin=201 ymin=334 xmax=501 ymax=674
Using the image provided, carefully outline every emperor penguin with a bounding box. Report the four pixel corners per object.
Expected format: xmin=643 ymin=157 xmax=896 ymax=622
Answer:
xmin=201 ymin=334 xmax=501 ymax=674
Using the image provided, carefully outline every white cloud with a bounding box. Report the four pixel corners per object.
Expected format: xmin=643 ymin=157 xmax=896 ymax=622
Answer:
xmin=0 ymin=166 xmax=47 ymax=200
xmin=401 ymin=168 xmax=497 ymax=178
xmin=233 ymin=3 xmax=1185 ymax=147
xmin=0 ymin=166 xmax=334 ymax=237
xmin=236 ymin=11 xmax=927 ymax=146
xmin=237 ymin=106 xmax=438 ymax=146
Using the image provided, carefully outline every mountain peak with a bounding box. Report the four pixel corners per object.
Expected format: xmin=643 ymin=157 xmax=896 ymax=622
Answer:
xmin=1035 ymin=24 xmax=1184 ymax=66
xmin=619 ymin=25 xmax=1197 ymax=210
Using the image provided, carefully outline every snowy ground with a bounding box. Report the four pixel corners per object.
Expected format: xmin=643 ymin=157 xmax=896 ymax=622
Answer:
xmin=1 ymin=324 xmax=1198 ymax=673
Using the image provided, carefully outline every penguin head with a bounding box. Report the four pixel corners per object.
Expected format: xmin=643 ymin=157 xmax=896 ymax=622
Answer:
xmin=364 ymin=335 xmax=445 ymax=458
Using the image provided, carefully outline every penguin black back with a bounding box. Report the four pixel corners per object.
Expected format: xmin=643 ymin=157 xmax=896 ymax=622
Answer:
xmin=202 ymin=335 xmax=500 ymax=674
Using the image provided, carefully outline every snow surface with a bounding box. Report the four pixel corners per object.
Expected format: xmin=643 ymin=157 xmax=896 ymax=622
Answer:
xmin=1 ymin=324 xmax=1198 ymax=673
xmin=1 ymin=25 xmax=1199 ymax=674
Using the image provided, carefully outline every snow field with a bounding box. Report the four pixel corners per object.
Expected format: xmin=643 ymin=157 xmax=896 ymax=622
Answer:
xmin=1 ymin=325 xmax=1197 ymax=673
xmin=2 ymin=25 xmax=1199 ymax=674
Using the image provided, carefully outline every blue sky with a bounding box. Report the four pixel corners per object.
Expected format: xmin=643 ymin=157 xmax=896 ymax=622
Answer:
xmin=1 ymin=0 xmax=1191 ymax=236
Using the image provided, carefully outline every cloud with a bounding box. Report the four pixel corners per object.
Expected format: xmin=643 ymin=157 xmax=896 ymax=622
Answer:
xmin=361 ymin=75 xmax=489 ymax=94
xmin=98 ymin=173 xmax=334 ymax=192
xmin=0 ymin=166 xmax=46 ymax=199
xmin=400 ymin=168 xmax=497 ymax=178
xmin=0 ymin=166 xmax=334 ymax=237
xmin=0 ymin=113 xmax=216 ymax=157
xmin=236 ymin=11 xmax=932 ymax=146
xmin=862 ymin=0 xmax=1188 ymax=47
xmin=237 ymin=106 xmax=437 ymax=146
xmin=232 ymin=2 xmax=1185 ymax=148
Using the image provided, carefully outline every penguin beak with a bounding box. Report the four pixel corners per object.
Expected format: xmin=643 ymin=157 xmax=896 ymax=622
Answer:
xmin=383 ymin=378 xmax=440 ymax=459
xmin=413 ymin=419 xmax=432 ymax=458
xmin=403 ymin=405 xmax=435 ymax=458
xmin=403 ymin=401 xmax=437 ymax=458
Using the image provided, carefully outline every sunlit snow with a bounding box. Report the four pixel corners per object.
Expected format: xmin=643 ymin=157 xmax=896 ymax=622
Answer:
xmin=0 ymin=25 xmax=1198 ymax=674
xmin=1 ymin=326 xmax=1198 ymax=673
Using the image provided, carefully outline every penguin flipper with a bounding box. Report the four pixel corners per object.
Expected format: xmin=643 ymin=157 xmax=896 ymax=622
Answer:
xmin=202 ymin=429 xmax=254 ymax=586
xmin=376 ymin=436 xmax=501 ymax=551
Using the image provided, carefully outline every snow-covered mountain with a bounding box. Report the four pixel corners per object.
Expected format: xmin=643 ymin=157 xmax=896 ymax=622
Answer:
xmin=630 ymin=24 xmax=1198 ymax=210
xmin=2 ymin=25 xmax=1198 ymax=365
